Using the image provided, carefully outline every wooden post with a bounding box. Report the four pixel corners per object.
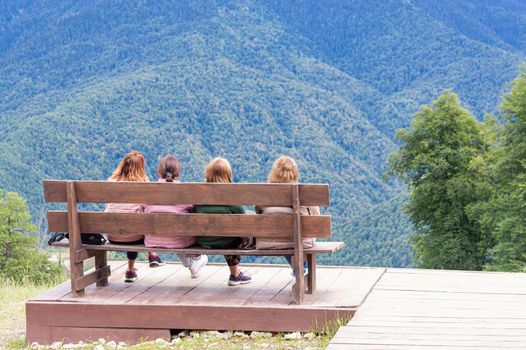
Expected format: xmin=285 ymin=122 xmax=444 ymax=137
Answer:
xmin=292 ymin=184 xmax=304 ymax=304
xmin=306 ymin=253 xmax=316 ymax=294
xmin=67 ymin=181 xmax=84 ymax=296
xmin=94 ymin=251 xmax=109 ymax=287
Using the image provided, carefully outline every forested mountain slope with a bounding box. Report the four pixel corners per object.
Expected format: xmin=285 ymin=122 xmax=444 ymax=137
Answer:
xmin=0 ymin=0 xmax=524 ymax=267
xmin=267 ymin=0 xmax=523 ymax=135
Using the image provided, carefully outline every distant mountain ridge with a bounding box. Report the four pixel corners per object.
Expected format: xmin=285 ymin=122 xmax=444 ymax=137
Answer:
xmin=0 ymin=0 xmax=524 ymax=267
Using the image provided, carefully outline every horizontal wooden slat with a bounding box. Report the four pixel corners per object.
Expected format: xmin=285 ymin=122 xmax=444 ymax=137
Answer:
xmin=48 ymin=211 xmax=332 ymax=238
xmin=26 ymin=301 xmax=353 ymax=332
xmin=74 ymin=248 xmax=98 ymax=263
xmin=50 ymin=241 xmax=345 ymax=256
xmin=75 ymin=265 xmax=111 ymax=291
xmin=43 ymin=180 xmax=329 ymax=206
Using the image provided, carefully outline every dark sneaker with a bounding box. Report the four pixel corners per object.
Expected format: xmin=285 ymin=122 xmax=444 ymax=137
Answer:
xmin=125 ymin=270 xmax=137 ymax=283
xmin=149 ymin=254 xmax=165 ymax=268
xmin=228 ymin=272 xmax=252 ymax=286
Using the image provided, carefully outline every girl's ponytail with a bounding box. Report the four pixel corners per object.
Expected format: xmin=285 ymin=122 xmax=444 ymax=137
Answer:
xmin=158 ymin=155 xmax=181 ymax=182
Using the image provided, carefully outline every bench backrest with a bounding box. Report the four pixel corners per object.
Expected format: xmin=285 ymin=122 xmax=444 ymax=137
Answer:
xmin=44 ymin=180 xmax=331 ymax=239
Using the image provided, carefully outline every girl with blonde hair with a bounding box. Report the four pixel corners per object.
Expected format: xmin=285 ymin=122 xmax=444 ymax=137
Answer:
xmin=257 ymin=156 xmax=319 ymax=275
xmin=195 ymin=158 xmax=252 ymax=286
xmin=106 ymin=150 xmax=164 ymax=283
xmin=268 ymin=156 xmax=300 ymax=184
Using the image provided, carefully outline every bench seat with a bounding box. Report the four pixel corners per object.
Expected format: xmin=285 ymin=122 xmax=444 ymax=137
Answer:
xmin=52 ymin=240 xmax=344 ymax=295
xmin=51 ymin=241 xmax=344 ymax=256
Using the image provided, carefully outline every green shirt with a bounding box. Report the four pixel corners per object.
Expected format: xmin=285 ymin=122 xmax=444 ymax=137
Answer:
xmin=195 ymin=205 xmax=245 ymax=248
xmin=195 ymin=205 xmax=245 ymax=215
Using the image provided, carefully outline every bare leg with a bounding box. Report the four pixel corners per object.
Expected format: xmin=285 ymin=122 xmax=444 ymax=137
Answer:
xmin=229 ymin=264 xmax=240 ymax=277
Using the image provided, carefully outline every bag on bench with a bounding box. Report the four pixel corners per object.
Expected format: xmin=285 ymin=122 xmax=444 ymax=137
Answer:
xmin=48 ymin=232 xmax=107 ymax=246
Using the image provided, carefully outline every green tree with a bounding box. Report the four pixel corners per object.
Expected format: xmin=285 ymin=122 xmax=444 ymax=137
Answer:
xmin=388 ymin=91 xmax=491 ymax=270
xmin=482 ymin=71 xmax=526 ymax=271
xmin=0 ymin=189 xmax=63 ymax=284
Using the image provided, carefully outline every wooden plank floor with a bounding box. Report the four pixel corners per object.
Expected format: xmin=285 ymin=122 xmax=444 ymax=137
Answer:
xmin=327 ymin=268 xmax=526 ymax=350
xmin=27 ymin=262 xmax=384 ymax=344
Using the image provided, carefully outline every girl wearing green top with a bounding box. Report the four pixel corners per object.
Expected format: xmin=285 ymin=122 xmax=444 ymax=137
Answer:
xmin=195 ymin=157 xmax=252 ymax=286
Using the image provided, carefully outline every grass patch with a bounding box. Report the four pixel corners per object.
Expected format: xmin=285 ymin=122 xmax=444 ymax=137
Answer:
xmin=0 ymin=278 xmax=54 ymax=348
xmin=6 ymin=337 xmax=26 ymax=349
xmin=318 ymin=315 xmax=352 ymax=348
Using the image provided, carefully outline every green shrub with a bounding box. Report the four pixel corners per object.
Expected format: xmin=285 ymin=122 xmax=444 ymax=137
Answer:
xmin=0 ymin=189 xmax=65 ymax=285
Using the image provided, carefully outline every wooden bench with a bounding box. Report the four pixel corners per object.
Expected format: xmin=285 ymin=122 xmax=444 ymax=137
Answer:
xmin=44 ymin=180 xmax=344 ymax=304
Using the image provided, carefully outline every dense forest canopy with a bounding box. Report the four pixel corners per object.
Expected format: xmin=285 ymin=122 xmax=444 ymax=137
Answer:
xmin=388 ymin=72 xmax=526 ymax=272
xmin=0 ymin=0 xmax=525 ymax=267
xmin=388 ymin=91 xmax=492 ymax=270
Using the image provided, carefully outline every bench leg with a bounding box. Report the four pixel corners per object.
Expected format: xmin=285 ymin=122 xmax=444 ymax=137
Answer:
xmin=306 ymin=253 xmax=316 ymax=294
xmin=291 ymin=255 xmax=305 ymax=304
xmin=67 ymin=181 xmax=85 ymax=297
xmin=95 ymin=251 xmax=109 ymax=287
xmin=70 ymin=259 xmax=85 ymax=297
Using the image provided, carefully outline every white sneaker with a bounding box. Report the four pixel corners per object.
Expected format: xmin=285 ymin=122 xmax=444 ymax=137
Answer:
xmin=290 ymin=267 xmax=308 ymax=277
xmin=189 ymin=255 xmax=208 ymax=278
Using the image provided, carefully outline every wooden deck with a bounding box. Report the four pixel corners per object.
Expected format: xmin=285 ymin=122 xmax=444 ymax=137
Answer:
xmin=327 ymin=268 xmax=526 ymax=350
xmin=26 ymin=262 xmax=384 ymax=344
xmin=29 ymin=263 xmax=525 ymax=347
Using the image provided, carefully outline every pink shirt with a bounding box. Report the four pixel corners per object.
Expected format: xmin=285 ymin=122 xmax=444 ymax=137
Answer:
xmin=104 ymin=178 xmax=145 ymax=242
xmin=105 ymin=203 xmax=143 ymax=243
xmin=140 ymin=179 xmax=196 ymax=248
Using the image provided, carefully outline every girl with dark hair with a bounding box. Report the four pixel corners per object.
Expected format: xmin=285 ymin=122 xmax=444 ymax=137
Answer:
xmin=139 ymin=155 xmax=208 ymax=278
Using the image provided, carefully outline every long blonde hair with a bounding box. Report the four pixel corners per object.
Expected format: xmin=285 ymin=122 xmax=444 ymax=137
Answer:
xmin=268 ymin=156 xmax=299 ymax=184
xmin=205 ymin=157 xmax=233 ymax=183
xmin=109 ymin=150 xmax=149 ymax=182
